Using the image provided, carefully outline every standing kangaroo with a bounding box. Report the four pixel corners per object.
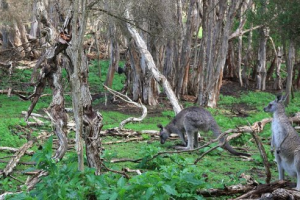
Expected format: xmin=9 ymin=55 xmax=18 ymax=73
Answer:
xmin=157 ymin=106 xmax=250 ymax=157
xmin=264 ymin=94 xmax=300 ymax=190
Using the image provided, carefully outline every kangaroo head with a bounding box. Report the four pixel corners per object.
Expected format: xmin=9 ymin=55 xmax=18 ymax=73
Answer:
xmin=157 ymin=124 xmax=169 ymax=144
xmin=263 ymin=94 xmax=287 ymax=113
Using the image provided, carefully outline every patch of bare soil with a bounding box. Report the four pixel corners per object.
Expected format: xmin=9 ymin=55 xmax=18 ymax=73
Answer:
xmin=93 ymin=79 xmax=257 ymax=116
xmin=92 ymin=93 xmax=174 ymax=118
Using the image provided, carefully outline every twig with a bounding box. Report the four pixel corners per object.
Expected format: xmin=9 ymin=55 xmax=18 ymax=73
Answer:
xmin=111 ymin=131 xmax=230 ymax=164
xmin=248 ymin=121 xmax=271 ymax=184
xmin=9 ymin=175 xmax=25 ymax=184
xmin=103 ymin=137 xmax=144 ymax=145
xmin=101 ymin=163 xmax=130 ymax=179
xmin=194 ymin=143 xmax=224 ymax=164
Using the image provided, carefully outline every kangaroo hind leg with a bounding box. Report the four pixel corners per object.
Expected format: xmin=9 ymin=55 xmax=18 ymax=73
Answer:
xmin=175 ymin=131 xmax=194 ymax=150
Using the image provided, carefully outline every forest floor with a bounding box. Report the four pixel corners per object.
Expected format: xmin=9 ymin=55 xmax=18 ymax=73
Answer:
xmin=1 ymin=58 xmax=299 ymax=199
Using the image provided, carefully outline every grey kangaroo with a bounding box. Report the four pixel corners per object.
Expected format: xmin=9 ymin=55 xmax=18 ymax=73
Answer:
xmin=264 ymin=94 xmax=300 ymax=190
xmin=157 ymin=106 xmax=250 ymax=157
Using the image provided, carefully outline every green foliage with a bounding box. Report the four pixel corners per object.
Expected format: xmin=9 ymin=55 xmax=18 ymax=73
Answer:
xmin=137 ymin=145 xmax=166 ymax=169
xmin=10 ymin=144 xmax=207 ymax=200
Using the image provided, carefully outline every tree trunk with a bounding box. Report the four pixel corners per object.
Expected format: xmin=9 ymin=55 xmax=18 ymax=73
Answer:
xmin=285 ymin=40 xmax=295 ymax=104
xmin=242 ymin=24 xmax=253 ymax=88
xmin=105 ymin=3 xmax=119 ymax=88
xmin=176 ymin=0 xmax=196 ymax=97
xmin=273 ymin=46 xmax=283 ymax=90
xmin=12 ymin=20 xmax=25 ymax=57
xmin=256 ymin=28 xmax=269 ymax=91
xmin=68 ymin=0 xmax=103 ymax=175
xmin=197 ymin=0 xmax=242 ymax=107
xmin=128 ymin=40 xmax=142 ymax=101
xmin=48 ymin=58 xmax=68 ymax=161
xmin=126 ymin=9 xmax=182 ymax=114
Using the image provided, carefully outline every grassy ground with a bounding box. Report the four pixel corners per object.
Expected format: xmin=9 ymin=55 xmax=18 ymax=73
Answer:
xmin=1 ymin=60 xmax=300 ymax=199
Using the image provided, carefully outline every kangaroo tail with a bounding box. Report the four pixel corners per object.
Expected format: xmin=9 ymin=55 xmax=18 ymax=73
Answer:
xmin=211 ymin=120 xmax=251 ymax=157
xmin=222 ymin=141 xmax=251 ymax=157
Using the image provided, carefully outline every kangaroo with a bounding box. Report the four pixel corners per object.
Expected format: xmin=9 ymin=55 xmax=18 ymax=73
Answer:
xmin=264 ymin=94 xmax=300 ymax=190
xmin=157 ymin=106 xmax=250 ymax=157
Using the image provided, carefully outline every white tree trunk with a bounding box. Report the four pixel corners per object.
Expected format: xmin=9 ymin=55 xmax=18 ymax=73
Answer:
xmin=126 ymin=10 xmax=182 ymax=114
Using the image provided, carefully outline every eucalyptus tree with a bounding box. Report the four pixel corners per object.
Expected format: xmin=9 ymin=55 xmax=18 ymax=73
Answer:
xmin=251 ymin=0 xmax=300 ymax=103
xmin=197 ymin=0 xmax=244 ymax=107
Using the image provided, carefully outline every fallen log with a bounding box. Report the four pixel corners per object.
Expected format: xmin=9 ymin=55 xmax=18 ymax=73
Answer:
xmin=234 ymin=180 xmax=292 ymax=199
xmin=0 ymin=147 xmax=34 ymax=155
xmin=103 ymin=137 xmax=144 ymax=145
xmin=197 ymin=184 xmax=254 ymax=197
xmin=0 ymin=89 xmax=30 ymax=95
xmin=25 ymin=170 xmax=48 ymax=191
xmin=3 ymin=141 xmax=34 ymax=176
xmin=0 ymin=159 xmax=35 ymax=165
xmin=197 ymin=180 xmax=292 ymax=198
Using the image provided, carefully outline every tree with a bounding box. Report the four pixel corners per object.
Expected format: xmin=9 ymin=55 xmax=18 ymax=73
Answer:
xmin=197 ymin=0 xmax=244 ymax=107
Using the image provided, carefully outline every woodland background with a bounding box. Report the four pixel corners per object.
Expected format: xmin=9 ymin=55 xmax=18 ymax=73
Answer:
xmin=1 ymin=0 xmax=300 ymax=199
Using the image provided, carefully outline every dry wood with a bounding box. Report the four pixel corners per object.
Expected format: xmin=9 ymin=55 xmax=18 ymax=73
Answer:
xmin=122 ymin=167 xmax=142 ymax=175
xmin=25 ymin=170 xmax=48 ymax=191
xmin=250 ymin=131 xmax=271 ymax=184
xmin=0 ymin=159 xmax=35 ymax=165
xmin=0 ymin=192 xmax=21 ymax=200
xmin=3 ymin=140 xmax=34 ymax=176
xmin=103 ymin=85 xmax=147 ymax=129
xmin=101 ymin=163 xmax=130 ymax=179
xmin=234 ymin=180 xmax=290 ymax=199
xmin=0 ymin=147 xmax=34 ymax=155
xmin=21 ymin=111 xmax=50 ymax=119
xmin=103 ymin=137 xmax=144 ymax=145
xmin=0 ymin=89 xmax=30 ymax=95
xmin=197 ymin=184 xmax=254 ymax=197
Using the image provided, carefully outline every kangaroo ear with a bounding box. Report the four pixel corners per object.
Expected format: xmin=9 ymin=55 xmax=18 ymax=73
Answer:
xmin=157 ymin=124 xmax=163 ymax=130
xmin=276 ymin=94 xmax=282 ymax=102
xmin=277 ymin=93 xmax=288 ymax=103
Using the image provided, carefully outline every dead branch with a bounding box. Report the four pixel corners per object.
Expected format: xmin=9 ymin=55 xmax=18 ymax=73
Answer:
xmin=194 ymin=142 xmax=225 ymax=164
xmin=25 ymin=170 xmax=48 ymax=191
xmin=21 ymin=111 xmax=50 ymax=119
xmin=197 ymin=184 xmax=254 ymax=197
xmin=250 ymin=130 xmax=271 ymax=184
xmin=234 ymin=180 xmax=290 ymax=199
xmin=0 ymin=89 xmax=30 ymax=95
xmin=1 ymin=133 xmax=49 ymax=176
xmin=103 ymin=85 xmax=147 ymax=129
xmin=0 ymin=147 xmax=34 ymax=155
xmin=3 ymin=140 xmax=34 ymax=176
xmin=103 ymin=137 xmax=144 ymax=145
xmin=0 ymin=192 xmax=22 ymax=200
xmin=101 ymin=163 xmax=130 ymax=179
xmin=111 ymin=131 xmax=231 ymax=164
xmin=0 ymin=159 xmax=35 ymax=165
xmin=122 ymin=167 xmax=142 ymax=175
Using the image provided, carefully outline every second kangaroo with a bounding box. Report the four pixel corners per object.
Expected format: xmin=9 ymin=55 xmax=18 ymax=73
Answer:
xmin=264 ymin=94 xmax=300 ymax=190
xmin=157 ymin=106 xmax=250 ymax=157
